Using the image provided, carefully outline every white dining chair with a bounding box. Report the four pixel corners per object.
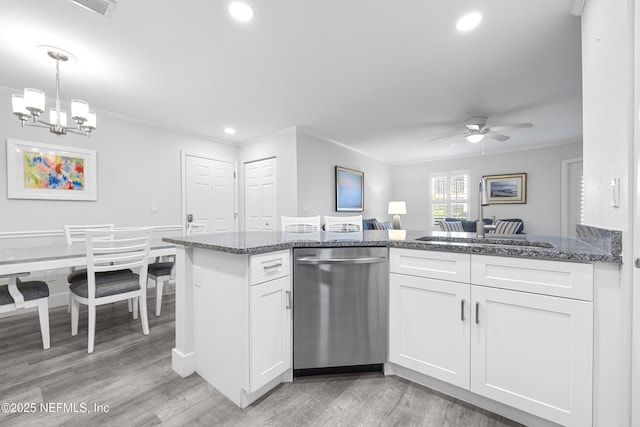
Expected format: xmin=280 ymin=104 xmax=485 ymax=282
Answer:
xmin=322 ymin=215 xmax=363 ymax=232
xmin=64 ymin=224 xmax=119 ymax=313
xmin=70 ymin=227 xmax=153 ymax=353
xmin=281 ymin=216 xmax=321 ymax=232
xmin=0 ymin=273 xmax=50 ymax=350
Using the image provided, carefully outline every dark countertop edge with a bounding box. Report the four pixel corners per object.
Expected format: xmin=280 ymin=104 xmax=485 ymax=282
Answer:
xmin=162 ymin=237 xmax=621 ymax=264
xmin=386 ymin=241 xmax=622 ymax=264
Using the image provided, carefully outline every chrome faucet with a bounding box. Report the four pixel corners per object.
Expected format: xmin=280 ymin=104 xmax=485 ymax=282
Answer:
xmin=476 ymin=178 xmax=490 ymax=237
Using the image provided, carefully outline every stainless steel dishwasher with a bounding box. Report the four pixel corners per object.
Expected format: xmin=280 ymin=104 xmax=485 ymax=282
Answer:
xmin=293 ymin=247 xmax=388 ymax=373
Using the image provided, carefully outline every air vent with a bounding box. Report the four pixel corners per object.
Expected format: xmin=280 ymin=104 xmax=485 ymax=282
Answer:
xmin=69 ymin=0 xmax=117 ymax=17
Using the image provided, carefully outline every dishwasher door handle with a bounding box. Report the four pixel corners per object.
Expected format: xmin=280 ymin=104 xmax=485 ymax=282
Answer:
xmin=296 ymin=256 xmax=387 ymax=265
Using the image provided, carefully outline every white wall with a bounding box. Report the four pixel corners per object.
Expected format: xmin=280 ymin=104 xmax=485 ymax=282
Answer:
xmin=0 ymin=96 xmax=238 ymax=233
xmin=296 ymin=130 xmax=391 ymax=222
xmin=390 ymin=141 xmax=583 ymax=235
xmin=0 ymin=95 xmax=238 ymax=307
xmin=581 ymin=0 xmax=635 ymax=425
xmin=237 ymin=126 xmax=298 ymax=230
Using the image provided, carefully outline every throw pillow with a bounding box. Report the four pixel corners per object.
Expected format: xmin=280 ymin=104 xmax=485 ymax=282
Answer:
xmin=372 ymin=220 xmax=392 ymax=230
xmin=490 ymin=220 xmax=522 ymax=234
xmin=439 ymin=221 xmax=464 ymax=232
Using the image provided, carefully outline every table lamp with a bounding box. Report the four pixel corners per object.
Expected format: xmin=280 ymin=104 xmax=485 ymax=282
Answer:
xmin=388 ymin=201 xmax=407 ymax=230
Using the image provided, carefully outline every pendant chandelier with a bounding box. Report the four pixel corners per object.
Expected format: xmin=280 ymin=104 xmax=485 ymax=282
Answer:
xmin=11 ymin=46 xmax=96 ymax=137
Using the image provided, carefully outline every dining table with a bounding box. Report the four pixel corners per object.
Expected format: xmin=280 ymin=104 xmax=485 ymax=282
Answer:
xmin=0 ymin=238 xmax=177 ymax=276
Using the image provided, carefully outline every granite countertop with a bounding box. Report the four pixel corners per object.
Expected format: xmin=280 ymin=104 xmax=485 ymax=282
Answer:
xmin=163 ymin=227 xmax=622 ymax=264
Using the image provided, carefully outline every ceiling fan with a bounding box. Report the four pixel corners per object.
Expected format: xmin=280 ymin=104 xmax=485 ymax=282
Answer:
xmin=427 ymin=116 xmax=533 ymax=145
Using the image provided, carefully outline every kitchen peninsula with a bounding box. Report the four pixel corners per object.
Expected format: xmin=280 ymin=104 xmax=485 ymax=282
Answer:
xmin=164 ymin=227 xmax=621 ymax=427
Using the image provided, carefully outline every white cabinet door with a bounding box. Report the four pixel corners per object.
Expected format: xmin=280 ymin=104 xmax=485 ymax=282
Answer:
xmin=389 ymin=273 xmax=471 ymax=389
xmin=249 ymin=275 xmax=292 ymax=393
xmin=471 ymin=285 xmax=593 ymax=427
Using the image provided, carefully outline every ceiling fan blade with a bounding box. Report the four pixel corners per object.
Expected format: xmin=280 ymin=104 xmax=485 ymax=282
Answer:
xmin=448 ymin=136 xmax=466 ymax=148
xmin=485 ymin=131 xmax=510 ymax=142
xmin=425 ymin=132 xmax=465 ymax=143
xmin=488 ymin=123 xmax=533 ymax=132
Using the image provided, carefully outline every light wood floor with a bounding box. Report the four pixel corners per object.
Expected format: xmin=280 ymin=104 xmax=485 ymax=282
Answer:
xmin=0 ymin=290 xmax=523 ymax=426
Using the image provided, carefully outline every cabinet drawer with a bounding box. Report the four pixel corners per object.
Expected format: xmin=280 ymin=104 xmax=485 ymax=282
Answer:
xmin=471 ymin=255 xmax=593 ymax=301
xmin=250 ymin=250 xmax=290 ymax=285
xmin=390 ymin=248 xmax=470 ymax=283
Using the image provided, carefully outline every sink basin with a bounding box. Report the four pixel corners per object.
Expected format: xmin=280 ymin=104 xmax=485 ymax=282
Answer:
xmin=414 ymin=236 xmax=555 ymax=249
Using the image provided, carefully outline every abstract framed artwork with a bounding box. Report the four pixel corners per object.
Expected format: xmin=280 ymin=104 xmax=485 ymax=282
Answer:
xmin=6 ymin=138 xmax=97 ymax=201
xmin=483 ymin=173 xmax=527 ymax=204
xmin=335 ymin=166 xmax=364 ymax=212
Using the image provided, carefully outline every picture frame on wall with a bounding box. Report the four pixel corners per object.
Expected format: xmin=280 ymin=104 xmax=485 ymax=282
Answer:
xmin=6 ymin=138 xmax=98 ymax=201
xmin=335 ymin=166 xmax=364 ymax=211
xmin=483 ymin=173 xmax=527 ymax=204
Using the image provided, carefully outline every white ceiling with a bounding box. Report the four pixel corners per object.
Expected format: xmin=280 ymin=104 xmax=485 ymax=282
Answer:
xmin=0 ymin=0 xmax=583 ymax=164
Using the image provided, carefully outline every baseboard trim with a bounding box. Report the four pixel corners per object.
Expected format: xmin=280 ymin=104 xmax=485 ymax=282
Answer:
xmin=385 ymin=363 xmax=559 ymax=427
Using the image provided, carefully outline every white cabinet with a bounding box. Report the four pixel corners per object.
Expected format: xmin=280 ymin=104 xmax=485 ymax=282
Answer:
xmin=389 ymin=249 xmax=594 ymax=427
xmin=249 ymin=275 xmax=292 ymax=393
xmin=389 ymin=250 xmax=471 ymax=388
xmin=191 ymin=249 xmax=292 ymax=408
xmin=471 ymin=284 xmax=592 ymax=427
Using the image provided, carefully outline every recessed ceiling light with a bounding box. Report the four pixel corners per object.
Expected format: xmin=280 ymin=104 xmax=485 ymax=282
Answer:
xmin=229 ymin=2 xmax=253 ymax=22
xmin=456 ymin=12 xmax=482 ymax=31
xmin=224 ymin=127 xmax=236 ymax=135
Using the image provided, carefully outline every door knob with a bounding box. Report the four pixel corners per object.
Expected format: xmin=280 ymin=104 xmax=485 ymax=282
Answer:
xmin=635 ymin=258 xmax=640 ymax=268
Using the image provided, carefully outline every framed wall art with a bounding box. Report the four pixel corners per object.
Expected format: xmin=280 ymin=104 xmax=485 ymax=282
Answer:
xmin=483 ymin=173 xmax=527 ymax=204
xmin=6 ymin=138 xmax=97 ymax=201
xmin=335 ymin=166 xmax=364 ymax=212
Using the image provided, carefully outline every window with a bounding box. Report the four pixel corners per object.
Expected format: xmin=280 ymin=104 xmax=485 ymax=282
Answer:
xmin=431 ymin=171 xmax=470 ymax=227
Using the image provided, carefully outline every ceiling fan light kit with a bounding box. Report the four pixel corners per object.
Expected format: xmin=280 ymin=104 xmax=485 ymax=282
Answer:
xmin=11 ymin=46 xmax=96 ymax=138
xmin=466 ymin=133 xmax=485 ymax=143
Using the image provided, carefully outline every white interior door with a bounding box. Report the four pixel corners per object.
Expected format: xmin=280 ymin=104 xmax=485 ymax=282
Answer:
xmin=244 ymin=158 xmax=277 ymax=231
xmin=184 ymin=153 xmax=237 ymax=233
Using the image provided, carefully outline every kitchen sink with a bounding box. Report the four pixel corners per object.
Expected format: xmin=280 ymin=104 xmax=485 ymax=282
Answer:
xmin=414 ymin=236 xmax=555 ymax=249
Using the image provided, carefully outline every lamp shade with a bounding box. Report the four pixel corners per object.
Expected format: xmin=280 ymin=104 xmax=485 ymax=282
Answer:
xmin=11 ymin=94 xmax=29 ymax=116
xmin=85 ymin=111 xmax=97 ymax=129
xmin=71 ymin=99 xmax=89 ymax=121
xmin=24 ymin=88 xmax=45 ymax=113
xmin=388 ymin=201 xmax=407 ymax=215
xmin=49 ymin=108 xmax=67 ymax=126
